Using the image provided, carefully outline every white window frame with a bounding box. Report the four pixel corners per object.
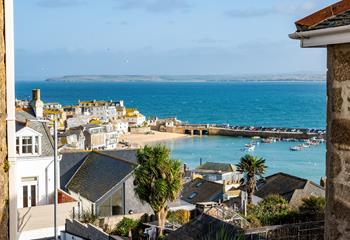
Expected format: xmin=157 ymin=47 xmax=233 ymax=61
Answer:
xmin=15 ymin=127 xmax=42 ymax=156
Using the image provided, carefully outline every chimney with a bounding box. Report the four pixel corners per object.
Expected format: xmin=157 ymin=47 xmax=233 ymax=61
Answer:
xmin=29 ymin=89 xmax=44 ymax=118
xmin=32 ymin=89 xmax=40 ymax=101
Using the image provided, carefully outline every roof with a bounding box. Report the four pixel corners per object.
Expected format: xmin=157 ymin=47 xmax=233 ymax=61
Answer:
xmin=61 ymin=150 xmax=138 ymax=202
xmin=181 ymin=178 xmax=223 ymax=204
xmin=165 ymin=213 xmax=240 ymax=240
xmin=253 ymin=172 xmax=324 ymax=204
xmin=16 ymin=110 xmax=54 ymax=156
xmin=295 ymin=0 xmax=350 ymax=31
xmin=195 ymin=162 xmax=236 ymax=173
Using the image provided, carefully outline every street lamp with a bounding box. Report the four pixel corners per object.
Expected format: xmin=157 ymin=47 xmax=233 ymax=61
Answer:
xmin=29 ymin=119 xmax=58 ymax=240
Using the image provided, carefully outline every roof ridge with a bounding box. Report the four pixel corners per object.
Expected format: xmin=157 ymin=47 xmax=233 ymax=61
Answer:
xmin=93 ymin=150 xmax=138 ymax=166
xmin=266 ymin=172 xmax=308 ymax=182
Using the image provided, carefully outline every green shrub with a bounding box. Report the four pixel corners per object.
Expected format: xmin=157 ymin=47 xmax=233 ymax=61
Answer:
xmin=298 ymin=196 xmax=325 ymax=221
xmin=167 ymin=210 xmax=190 ymax=225
xmin=112 ymin=217 xmax=140 ymax=237
xmin=247 ymin=194 xmax=291 ymax=226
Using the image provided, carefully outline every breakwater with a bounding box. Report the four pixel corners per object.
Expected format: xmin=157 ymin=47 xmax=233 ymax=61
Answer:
xmin=158 ymin=124 xmax=325 ymax=140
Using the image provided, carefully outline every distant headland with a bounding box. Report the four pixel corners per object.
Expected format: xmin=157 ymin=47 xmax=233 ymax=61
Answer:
xmin=45 ymin=74 xmax=326 ymax=83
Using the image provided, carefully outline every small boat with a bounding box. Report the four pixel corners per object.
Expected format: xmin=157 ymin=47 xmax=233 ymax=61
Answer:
xmin=261 ymin=138 xmax=275 ymax=144
xmin=245 ymin=144 xmax=255 ymax=151
xmin=252 ymin=136 xmax=260 ymax=140
xmin=290 ymin=145 xmax=303 ymax=151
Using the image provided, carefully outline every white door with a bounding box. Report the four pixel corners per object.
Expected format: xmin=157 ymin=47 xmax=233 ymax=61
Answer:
xmin=21 ymin=177 xmax=38 ymax=208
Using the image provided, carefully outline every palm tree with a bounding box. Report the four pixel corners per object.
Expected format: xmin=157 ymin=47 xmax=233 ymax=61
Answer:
xmin=133 ymin=144 xmax=183 ymax=237
xmin=236 ymin=154 xmax=267 ymax=204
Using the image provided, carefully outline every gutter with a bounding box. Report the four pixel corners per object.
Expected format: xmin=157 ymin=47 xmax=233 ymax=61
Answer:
xmin=289 ymin=24 xmax=350 ymax=40
xmin=4 ymin=0 xmax=17 ymax=239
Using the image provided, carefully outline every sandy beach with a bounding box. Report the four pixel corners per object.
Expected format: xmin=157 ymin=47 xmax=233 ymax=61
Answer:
xmin=119 ymin=131 xmax=190 ymax=148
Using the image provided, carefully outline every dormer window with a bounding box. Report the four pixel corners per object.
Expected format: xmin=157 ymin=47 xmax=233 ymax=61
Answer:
xmin=15 ymin=127 xmax=42 ymax=156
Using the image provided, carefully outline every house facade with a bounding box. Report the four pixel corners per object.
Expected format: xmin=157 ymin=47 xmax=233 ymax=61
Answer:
xmin=77 ymin=124 xmax=119 ymax=150
xmin=193 ymin=162 xmax=242 ymax=185
xmin=15 ymin=107 xmax=57 ymax=208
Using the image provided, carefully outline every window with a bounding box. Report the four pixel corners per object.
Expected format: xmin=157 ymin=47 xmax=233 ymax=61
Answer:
xmin=16 ymin=137 xmax=20 ymax=154
xmin=22 ymin=136 xmax=33 ymax=154
xmin=188 ymin=192 xmax=197 ymax=199
xmin=16 ymin=135 xmax=41 ymax=155
xmin=34 ymin=136 xmax=39 ymax=154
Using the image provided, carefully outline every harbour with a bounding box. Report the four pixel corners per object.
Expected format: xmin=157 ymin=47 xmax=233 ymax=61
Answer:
xmin=156 ymin=123 xmax=325 ymax=140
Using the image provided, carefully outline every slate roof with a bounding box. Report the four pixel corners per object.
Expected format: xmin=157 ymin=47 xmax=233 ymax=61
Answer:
xmin=295 ymin=0 xmax=350 ymax=31
xmin=60 ymin=151 xmax=90 ymax=190
xmin=16 ymin=110 xmax=54 ymax=156
xmin=165 ymin=213 xmax=240 ymax=240
xmin=61 ymin=150 xmax=138 ymax=202
xmin=181 ymin=178 xmax=223 ymax=204
xmin=254 ymin=172 xmax=325 ymax=205
xmin=195 ymin=162 xmax=236 ymax=173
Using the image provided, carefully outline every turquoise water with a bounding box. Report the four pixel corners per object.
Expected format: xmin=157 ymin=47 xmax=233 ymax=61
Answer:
xmin=16 ymin=80 xmax=327 ymax=182
xmin=162 ymin=136 xmax=325 ymax=183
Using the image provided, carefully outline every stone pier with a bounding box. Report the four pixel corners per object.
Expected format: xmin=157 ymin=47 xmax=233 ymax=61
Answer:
xmin=326 ymin=43 xmax=350 ymax=239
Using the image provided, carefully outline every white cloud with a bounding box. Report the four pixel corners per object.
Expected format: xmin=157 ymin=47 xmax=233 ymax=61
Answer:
xmin=114 ymin=0 xmax=192 ymax=13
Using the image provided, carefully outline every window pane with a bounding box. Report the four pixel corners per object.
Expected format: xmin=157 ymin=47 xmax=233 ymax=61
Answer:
xmin=35 ymin=136 xmax=39 ymax=153
xmin=22 ymin=136 xmax=33 ymax=154
xmin=23 ymin=186 xmax=28 ymax=208
xmin=31 ymin=185 xmax=36 ymax=207
xmin=16 ymin=137 xmax=20 ymax=154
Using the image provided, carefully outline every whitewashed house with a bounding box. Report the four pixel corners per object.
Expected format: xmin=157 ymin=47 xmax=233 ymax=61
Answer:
xmin=111 ymin=119 xmax=129 ymax=135
xmin=15 ymin=90 xmax=58 ymax=208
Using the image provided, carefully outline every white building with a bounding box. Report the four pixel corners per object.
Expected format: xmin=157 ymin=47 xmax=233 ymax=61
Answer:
xmin=15 ymin=110 xmax=57 ymax=208
xmin=79 ymin=100 xmax=124 ymax=122
xmin=77 ymin=123 xmax=119 ymax=150
xmin=111 ymin=119 xmax=129 ymax=135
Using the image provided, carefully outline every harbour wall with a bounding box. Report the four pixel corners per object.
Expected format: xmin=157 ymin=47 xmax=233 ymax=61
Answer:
xmin=161 ymin=125 xmax=324 ymax=140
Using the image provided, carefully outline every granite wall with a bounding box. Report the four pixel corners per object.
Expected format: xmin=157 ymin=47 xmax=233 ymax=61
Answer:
xmin=326 ymin=43 xmax=350 ymax=240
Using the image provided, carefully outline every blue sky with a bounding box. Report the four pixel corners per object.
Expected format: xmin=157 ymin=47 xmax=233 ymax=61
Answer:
xmin=15 ymin=0 xmax=335 ymax=80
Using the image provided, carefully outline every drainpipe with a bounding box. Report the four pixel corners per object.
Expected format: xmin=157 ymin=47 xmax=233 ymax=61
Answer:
xmin=4 ymin=0 xmax=17 ymax=239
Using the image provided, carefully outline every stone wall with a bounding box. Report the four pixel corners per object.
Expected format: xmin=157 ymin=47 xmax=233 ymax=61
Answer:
xmin=326 ymin=43 xmax=350 ymax=239
xmin=65 ymin=219 xmax=110 ymax=240
xmin=0 ymin=0 xmax=9 ymax=239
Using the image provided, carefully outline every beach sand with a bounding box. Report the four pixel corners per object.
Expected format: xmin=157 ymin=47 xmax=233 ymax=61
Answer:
xmin=119 ymin=131 xmax=189 ymax=148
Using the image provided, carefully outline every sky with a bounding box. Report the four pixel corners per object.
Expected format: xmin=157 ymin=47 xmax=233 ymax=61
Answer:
xmin=14 ymin=0 xmax=336 ymax=80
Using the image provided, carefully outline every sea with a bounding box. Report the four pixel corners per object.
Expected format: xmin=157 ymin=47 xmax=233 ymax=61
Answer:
xmin=16 ymin=80 xmax=326 ymax=182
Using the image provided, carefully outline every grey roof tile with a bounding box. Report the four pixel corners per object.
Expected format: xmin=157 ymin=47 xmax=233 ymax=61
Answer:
xmin=181 ymin=178 xmax=223 ymax=204
xmin=65 ymin=151 xmax=136 ymax=202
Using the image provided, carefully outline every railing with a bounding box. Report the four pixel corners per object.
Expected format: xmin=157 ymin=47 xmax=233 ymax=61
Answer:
xmin=245 ymin=221 xmax=324 ymax=240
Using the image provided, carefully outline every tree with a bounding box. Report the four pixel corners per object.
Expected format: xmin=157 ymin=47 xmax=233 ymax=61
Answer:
xmin=299 ymin=196 xmax=325 ymax=221
xmin=133 ymin=145 xmax=183 ymax=237
xmin=236 ymin=154 xmax=267 ymax=204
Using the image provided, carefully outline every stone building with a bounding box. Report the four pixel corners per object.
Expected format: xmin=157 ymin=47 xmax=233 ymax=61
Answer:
xmin=290 ymin=1 xmax=350 ymax=239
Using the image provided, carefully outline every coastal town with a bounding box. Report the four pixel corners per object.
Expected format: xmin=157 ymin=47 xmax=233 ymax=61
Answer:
xmin=16 ymin=89 xmax=326 ymax=154
xmin=3 ymin=0 xmax=350 ymax=239
xmin=13 ymin=88 xmax=327 ymax=239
